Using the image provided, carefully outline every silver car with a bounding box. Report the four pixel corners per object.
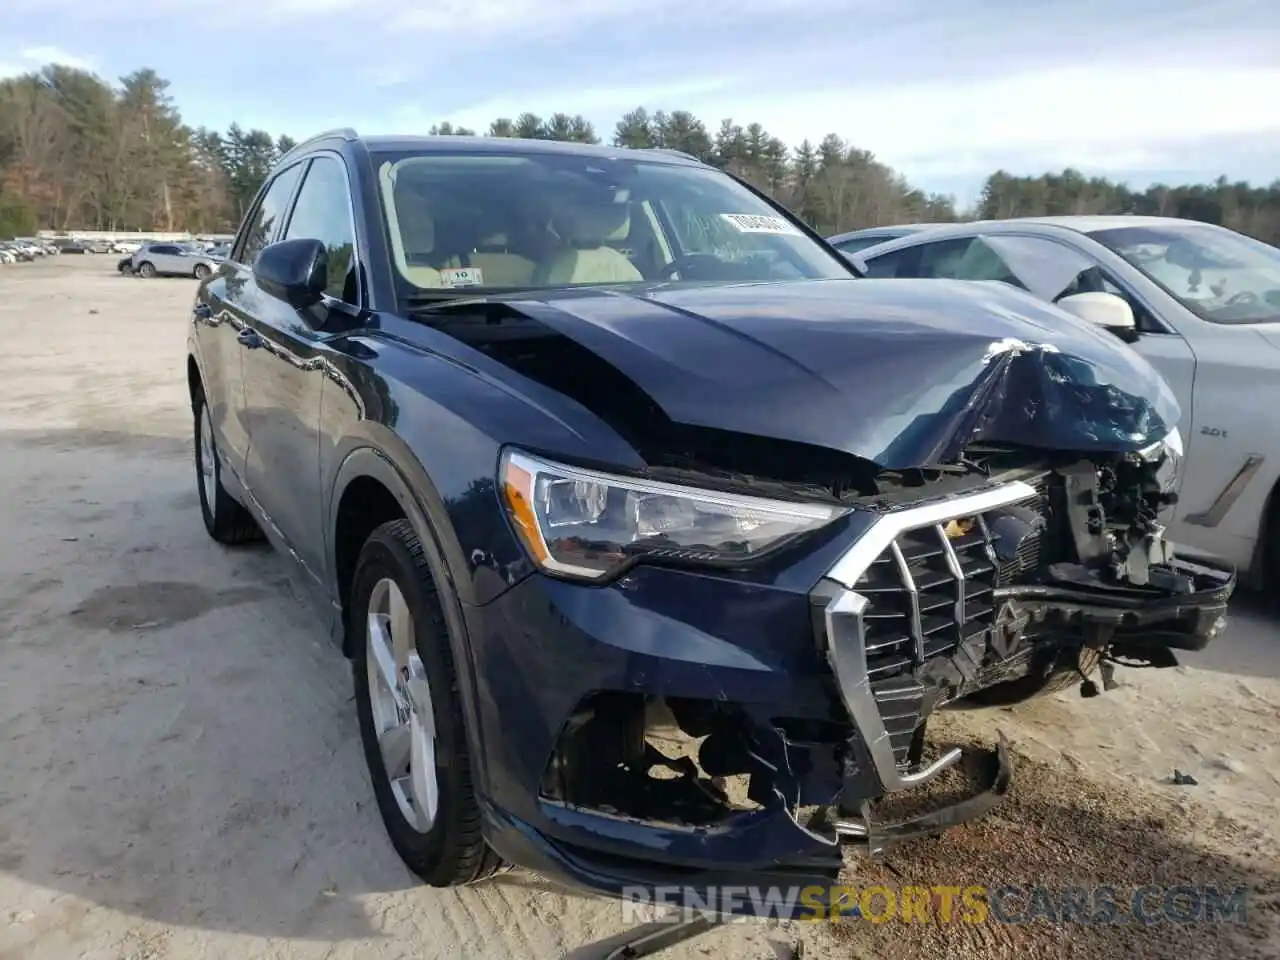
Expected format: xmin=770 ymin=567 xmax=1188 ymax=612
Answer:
xmin=855 ymin=214 xmax=1280 ymax=591
xmin=130 ymin=242 xmax=220 ymax=279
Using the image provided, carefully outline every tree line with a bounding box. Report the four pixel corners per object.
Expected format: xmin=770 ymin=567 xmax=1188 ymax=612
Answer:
xmin=2 ymin=63 xmax=1278 ymax=245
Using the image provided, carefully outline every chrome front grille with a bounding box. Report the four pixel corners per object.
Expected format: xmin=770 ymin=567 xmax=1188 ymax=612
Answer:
xmin=856 ymin=519 xmax=1001 ymax=681
xmin=817 ymin=480 xmax=1044 ymax=792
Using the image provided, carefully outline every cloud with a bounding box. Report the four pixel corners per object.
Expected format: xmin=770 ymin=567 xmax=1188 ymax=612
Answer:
xmin=3 ymin=0 xmax=1277 ymax=197
xmin=686 ymin=65 xmax=1280 ymax=172
xmin=401 ymin=78 xmax=739 ymax=134
xmin=0 ymin=45 xmax=96 ymax=77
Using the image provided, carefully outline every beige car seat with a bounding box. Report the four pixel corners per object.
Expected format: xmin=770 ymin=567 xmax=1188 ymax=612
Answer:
xmin=393 ymin=185 xmax=447 ymax=287
xmin=469 ymin=233 xmax=536 ymax=287
xmin=536 ymin=203 xmax=644 ymax=285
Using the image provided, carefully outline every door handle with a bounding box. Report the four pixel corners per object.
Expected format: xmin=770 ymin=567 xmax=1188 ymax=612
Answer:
xmin=237 ymin=329 xmax=263 ymax=349
xmin=193 ymin=303 xmax=212 ymax=320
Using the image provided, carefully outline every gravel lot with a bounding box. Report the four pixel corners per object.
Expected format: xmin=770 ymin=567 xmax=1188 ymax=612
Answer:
xmin=1 ymin=255 xmax=1277 ymax=960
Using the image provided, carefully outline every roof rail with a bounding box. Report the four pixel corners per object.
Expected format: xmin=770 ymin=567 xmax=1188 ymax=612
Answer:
xmin=278 ymin=127 xmax=359 ymax=164
xmin=645 ymin=147 xmax=702 ymax=163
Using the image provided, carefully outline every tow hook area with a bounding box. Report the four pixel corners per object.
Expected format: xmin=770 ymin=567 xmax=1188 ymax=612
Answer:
xmin=831 ymin=734 xmax=1013 ymax=855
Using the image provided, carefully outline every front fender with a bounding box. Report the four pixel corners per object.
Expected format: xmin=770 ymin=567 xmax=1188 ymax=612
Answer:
xmin=327 ymin=439 xmax=501 ymax=801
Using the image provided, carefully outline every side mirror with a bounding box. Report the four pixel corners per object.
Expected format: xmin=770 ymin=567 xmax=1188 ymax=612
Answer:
xmin=1056 ymin=292 xmax=1137 ymax=337
xmin=254 ymin=238 xmax=327 ymax=309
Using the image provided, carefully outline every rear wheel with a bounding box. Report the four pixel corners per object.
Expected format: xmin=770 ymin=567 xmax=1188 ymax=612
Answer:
xmin=138 ymin=261 xmax=156 ymax=278
xmin=194 ymin=263 xmax=211 ymax=280
xmin=351 ymin=520 xmax=503 ymax=886
xmin=193 ymin=389 xmax=261 ymax=544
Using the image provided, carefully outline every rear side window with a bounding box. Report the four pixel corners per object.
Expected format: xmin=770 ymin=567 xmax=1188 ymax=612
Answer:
xmin=235 ymin=163 xmax=305 ymax=266
xmin=861 ymin=245 xmax=921 ymax=278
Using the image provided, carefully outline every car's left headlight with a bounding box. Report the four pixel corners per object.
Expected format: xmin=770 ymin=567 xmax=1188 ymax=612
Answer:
xmin=1138 ymin=426 xmax=1183 ymax=494
xmin=499 ymin=449 xmax=849 ymax=581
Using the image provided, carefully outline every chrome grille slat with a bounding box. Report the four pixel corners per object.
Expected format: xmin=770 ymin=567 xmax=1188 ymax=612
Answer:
xmin=889 ymin=540 xmax=926 ymax=664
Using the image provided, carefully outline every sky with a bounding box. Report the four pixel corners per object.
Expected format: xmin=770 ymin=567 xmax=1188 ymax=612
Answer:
xmin=3 ymin=0 xmax=1279 ymax=205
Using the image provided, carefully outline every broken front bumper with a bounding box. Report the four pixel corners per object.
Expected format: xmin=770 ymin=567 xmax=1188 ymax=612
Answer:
xmin=466 ymin=479 xmax=1233 ymax=915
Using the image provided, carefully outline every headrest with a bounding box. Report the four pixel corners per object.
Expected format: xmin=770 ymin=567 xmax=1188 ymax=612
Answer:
xmin=395 ymin=185 xmax=435 ymax=254
xmin=553 ymin=203 xmax=630 ymax=247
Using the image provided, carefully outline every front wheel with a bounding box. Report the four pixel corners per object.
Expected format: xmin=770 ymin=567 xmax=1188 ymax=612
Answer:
xmin=351 ymin=520 xmax=503 ymax=886
xmin=138 ymin=261 xmax=156 ymax=278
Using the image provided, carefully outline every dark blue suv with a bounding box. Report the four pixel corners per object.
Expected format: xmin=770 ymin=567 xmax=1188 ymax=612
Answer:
xmin=186 ymin=128 xmax=1234 ymax=914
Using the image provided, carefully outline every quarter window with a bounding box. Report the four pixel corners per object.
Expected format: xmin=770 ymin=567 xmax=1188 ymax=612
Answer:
xmin=235 ymin=163 xmax=304 ymax=266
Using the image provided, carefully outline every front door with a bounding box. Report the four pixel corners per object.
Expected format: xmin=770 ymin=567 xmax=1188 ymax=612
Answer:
xmin=240 ymin=152 xmax=362 ymax=584
xmin=202 ymin=162 xmax=307 ymax=490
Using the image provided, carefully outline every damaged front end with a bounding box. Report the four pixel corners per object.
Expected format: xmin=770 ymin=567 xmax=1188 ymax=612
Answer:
xmin=807 ymin=437 xmax=1233 ymax=852
xmin=520 ymin=439 xmax=1233 ymax=885
xmin=453 ymin=281 xmax=1236 ymax=909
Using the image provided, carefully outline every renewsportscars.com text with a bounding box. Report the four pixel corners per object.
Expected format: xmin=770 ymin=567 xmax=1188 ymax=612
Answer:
xmin=620 ymin=883 xmax=1249 ymax=925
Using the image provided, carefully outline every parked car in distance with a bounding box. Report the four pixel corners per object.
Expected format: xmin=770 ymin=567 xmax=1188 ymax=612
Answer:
xmin=188 ymin=131 xmax=1233 ymax=917
xmin=826 ymin=223 xmax=940 ymax=255
xmin=111 ymin=239 xmax=143 ymax=254
xmin=856 ymin=216 xmax=1280 ymax=590
xmin=131 ymin=241 xmax=220 ymax=279
xmin=54 ymin=239 xmax=88 ymax=254
xmin=1 ymin=241 xmax=35 ymax=261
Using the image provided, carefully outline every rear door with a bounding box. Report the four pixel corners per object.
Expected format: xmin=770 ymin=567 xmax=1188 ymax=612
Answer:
xmin=149 ymin=244 xmax=181 ymax=273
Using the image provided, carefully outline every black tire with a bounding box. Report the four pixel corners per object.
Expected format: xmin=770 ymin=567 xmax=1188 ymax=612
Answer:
xmin=138 ymin=261 xmax=156 ymax=278
xmin=955 ymin=647 xmax=1102 ymax=708
xmin=193 ymin=388 xmax=262 ymax=544
xmin=351 ymin=519 xmax=503 ymax=886
xmin=194 ymin=263 xmax=211 ymax=280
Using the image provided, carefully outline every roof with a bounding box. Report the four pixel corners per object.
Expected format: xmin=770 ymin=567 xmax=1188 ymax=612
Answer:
xmin=1007 ymin=215 xmax=1202 ymax=233
xmin=291 ymin=130 xmax=703 ymax=167
xmin=853 ymin=214 xmax=1237 ymax=259
xmin=827 ymin=224 xmax=935 ymax=243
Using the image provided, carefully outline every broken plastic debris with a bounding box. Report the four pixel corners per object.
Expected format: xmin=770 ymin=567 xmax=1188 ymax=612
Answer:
xmin=982 ymin=337 xmax=1061 ymax=364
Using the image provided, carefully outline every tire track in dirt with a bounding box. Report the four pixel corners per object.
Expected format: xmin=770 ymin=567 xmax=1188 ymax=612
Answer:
xmin=824 ymin=720 xmax=1280 ymax=960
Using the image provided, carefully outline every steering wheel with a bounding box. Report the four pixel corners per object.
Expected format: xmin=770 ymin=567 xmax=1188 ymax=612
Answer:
xmin=656 ymin=254 xmax=725 ymax=280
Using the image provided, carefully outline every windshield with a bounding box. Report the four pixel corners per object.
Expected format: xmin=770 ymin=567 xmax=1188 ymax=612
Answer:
xmin=1089 ymin=223 xmax=1280 ymax=324
xmin=374 ymin=150 xmax=852 ymax=297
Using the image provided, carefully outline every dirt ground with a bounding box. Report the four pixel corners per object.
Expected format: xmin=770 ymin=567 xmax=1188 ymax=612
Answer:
xmin=0 ymin=255 xmax=1277 ymax=960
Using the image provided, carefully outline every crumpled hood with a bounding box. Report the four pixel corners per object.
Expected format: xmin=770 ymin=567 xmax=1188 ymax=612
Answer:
xmin=506 ymin=278 xmax=1180 ymax=470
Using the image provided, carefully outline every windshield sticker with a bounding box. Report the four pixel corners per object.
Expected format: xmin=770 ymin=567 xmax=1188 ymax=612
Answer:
xmin=439 ymin=267 xmax=484 ymax=288
xmin=720 ymin=213 xmax=804 ymax=236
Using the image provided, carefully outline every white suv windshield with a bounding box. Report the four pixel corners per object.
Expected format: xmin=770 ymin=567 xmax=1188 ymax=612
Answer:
xmin=1090 ymin=223 xmax=1280 ymax=324
xmin=374 ymin=150 xmax=852 ymax=295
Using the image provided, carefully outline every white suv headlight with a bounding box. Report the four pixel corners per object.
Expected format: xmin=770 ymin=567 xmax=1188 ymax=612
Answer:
xmin=499 ymin=450 xmax=848 ymax=581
